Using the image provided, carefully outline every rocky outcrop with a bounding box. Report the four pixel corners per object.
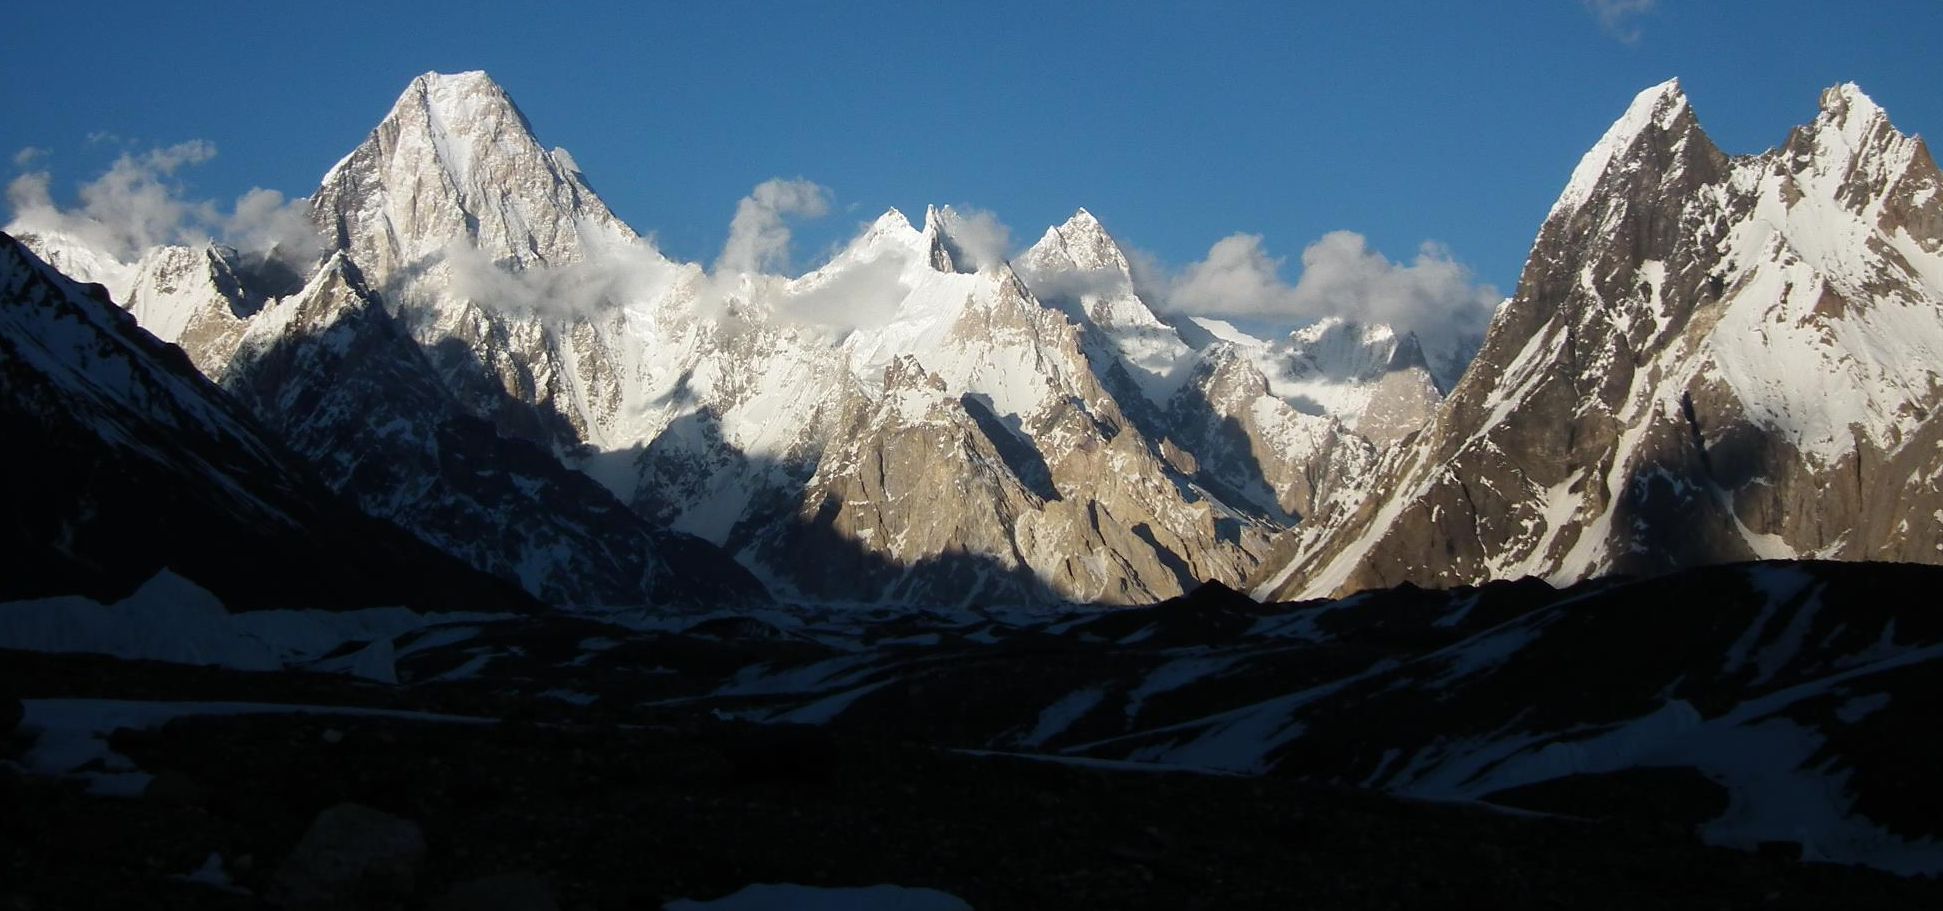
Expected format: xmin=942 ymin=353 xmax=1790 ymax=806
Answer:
xmin=0 ymin=232 xmax=535 ymax=612
xmin=1260 ymin=80 xmax=1943 ymax=599
xmin=310 ymin=70 xmax=647 ymax=451
xmin=220 ymin=254 xmax=765 ymax=609
xmin=303 ymin=77 xmax=1294 ymax=606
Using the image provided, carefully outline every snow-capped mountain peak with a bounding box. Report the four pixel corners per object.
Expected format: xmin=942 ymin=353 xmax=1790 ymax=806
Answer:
xmin=311 ymin=69 xmax=634 ymax=286
xmin=919 ymin=205 xmax=1010 ymax=275
xmin=1022 ymin=207 xmax=1131 ymax=277
xmin=1257 ymin=79 xmax=1943 ymax=602
xmin=828 ymin=208 xmax=925 ymax=270
xmin=1550 ymin=77 xmax=1692 ymax=220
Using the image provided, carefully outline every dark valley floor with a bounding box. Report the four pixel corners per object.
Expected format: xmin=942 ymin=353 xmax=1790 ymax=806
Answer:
xmin=6 ymin=559 xmax=1943 ymax=908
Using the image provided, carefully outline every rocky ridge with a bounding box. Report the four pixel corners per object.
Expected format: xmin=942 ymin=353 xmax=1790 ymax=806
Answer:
xmin=0 ymin=232 xmax=534 ymax=613
xmin=1260 ymin=80 xmax=1943 ymax=599
xmin=19 ymin=71 xmax=1444 ymax=607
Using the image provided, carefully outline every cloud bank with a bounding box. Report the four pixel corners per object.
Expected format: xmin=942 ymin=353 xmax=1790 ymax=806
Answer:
xmin=1160 ymin=229 xmax=1500 ymax=345
xmin=4 ymin=141 xmax=323 ymax=264
xmin=442 ymin=228 xmax=683 ymax=321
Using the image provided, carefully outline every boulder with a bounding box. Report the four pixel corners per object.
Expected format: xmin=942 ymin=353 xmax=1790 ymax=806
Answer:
xmin=269 ymin=803 xmax=426 ymax=908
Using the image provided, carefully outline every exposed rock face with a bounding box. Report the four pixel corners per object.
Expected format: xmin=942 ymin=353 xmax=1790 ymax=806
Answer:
xmin=117 ymin=243 xmax=288 ymax=374
xmin=297 ymin=74 xmax=1308 ymax=606
xmin=311 ymin=70 xmax=631 ymax=284
xmin=0 ymin=232 xmax=533 ymax=612
xmin=733 ymin=209 xmax=1275 ymax=604
xmin=1260 ymin=80 xmax=1943 ymax=599
xmin=1020 ymin=212 xmax=1374 ymax=526
xmin=13 ymin=70 xmax=1462 ymax=608
xmin=1164 ymin=343 xmax=1376 ymax=523
xmin=220 ymin=254 xmax=765 ymax=608
xmin=1277 ymin=319 xmax=1445 ymax=447
xmin=310 ymin=69 xmax=645 ymax=450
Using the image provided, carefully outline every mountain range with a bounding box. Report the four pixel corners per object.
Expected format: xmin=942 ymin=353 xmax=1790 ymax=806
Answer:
xmin=11 ymin=70 xmax=1943 ymax=903
xmin=7 ymin=71 xmax=1942 ymax=613
xmin=1254 ymin=79 xmax=1943 ymax=600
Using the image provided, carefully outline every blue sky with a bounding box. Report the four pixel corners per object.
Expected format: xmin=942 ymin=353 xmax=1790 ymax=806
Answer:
xmin=2 ymin=0 xmax=1938 ymax=297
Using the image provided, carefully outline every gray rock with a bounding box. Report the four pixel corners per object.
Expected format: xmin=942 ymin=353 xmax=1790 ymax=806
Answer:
xmin=1261 ymin=80 xmax=1943 ymax=600
xmin=269 ymin=803 xmax=426 ymax=909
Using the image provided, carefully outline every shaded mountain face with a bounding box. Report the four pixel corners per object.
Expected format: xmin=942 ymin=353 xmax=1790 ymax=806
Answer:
xmin=261 ymin=72 xmax=1443 ymax=606
xmin=219 ymin=254 xmax=766 ymax=609
xmin=6 ymin=69 xmax=1458 ymax=608
xmin=1261 ymin=80 xmax=1943 ymax=600
xmin=0 ymin=232 xmax=535 ymax=613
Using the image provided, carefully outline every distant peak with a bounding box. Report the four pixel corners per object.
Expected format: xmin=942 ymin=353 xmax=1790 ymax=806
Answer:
xmin=1023 ymin=207 xmax=1128 ymax=278
xmin=922 ymin=204 xmax=951 ymax=233
xmin=1816 ymin=82 xmax=1887 ymax=129
xmin=1609 ymin=78 xmax=1691 ymax=142
xmin=1821 ymin=82 xmax=1877 ymax=112
xmin=1055 ymin=207 xmax=1112 ymax=241
xmin=871 ymin=207 xmax=915 ymax=234
xmin=410 ymin=70 xmax=500 ymax=91
xmin=390 ymin=69 xmax=524 ymax=128
xmin=818 ymin=207 xmax=923 ymax=269
xmin=1640 ymin=76 xmax=1684 ymax=103
xmin=1548 ymin=77 xmax=1695 ymax=220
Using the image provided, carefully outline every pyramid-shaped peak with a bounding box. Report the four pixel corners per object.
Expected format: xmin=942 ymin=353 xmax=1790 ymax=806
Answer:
xmin=412 ymin=69 xmax=499 ymax=89
xmin=1788 ymin=81 xmax=1926 ymax=198
xmin=808 ymin=208 xmax=924 ymax=277
xmin=1635 ymin=77 xmax=1686 ymax=106
xmin=1025 ymin=207 xmax=1130 ymax=276
xmin=1548 ymin=78 xmax=1697 ymax=219
xmin=392 ymin=70 xmax=527 ymax=127
xmin=311 ymin=69 xmax=633 ymax=284
xmin=1601 ymin=78 xmax=1692 ymax=147
xmin=1055 ymin=208 xmax=1117 ymax=246
xmin=404 ymin=70 xmax=518 ymax=107
xmin=870 ymin=207 xmax=917 ymax=235
xmin=291 ymin=250 xmax=380 ymax=308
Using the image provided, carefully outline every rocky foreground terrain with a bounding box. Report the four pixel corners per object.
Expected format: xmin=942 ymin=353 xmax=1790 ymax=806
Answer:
xmin=7 ymin=559 xmax=1943 ymax=908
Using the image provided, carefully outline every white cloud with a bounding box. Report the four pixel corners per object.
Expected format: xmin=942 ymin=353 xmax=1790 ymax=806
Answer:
xmin=1158 ymin=229 xmax=1499 ymax=345
xmin=225 ymin=187 xmax=326 ymax=262
xmin=933 ymin=206 xmax=1011 ymax=272
xmin=3 ymin=140 xmax=322 ymax=265
xmin=1583 ymin=0 xmax=1656 ymax=43
xmin=1170 ymin=233 xmax=1294 ymax=317
xmin=716 ymin=177 xmax=831 ymax=275
xmin=12 ymin=147 xmax=46 ymax=169
xmin=443 ymin=228 xmax=681 ymax=321
xmin=1288 ymin=231 xmax=1499 ymax=342
xmin=777 ymin=248 xmax=912 ymax=334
